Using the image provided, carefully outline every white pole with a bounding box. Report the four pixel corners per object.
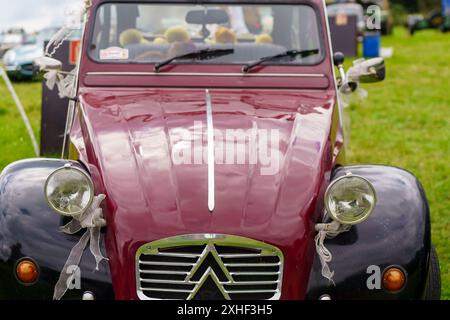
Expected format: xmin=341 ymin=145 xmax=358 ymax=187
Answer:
xmin=0 ymin=67 xmax=40 ymax=157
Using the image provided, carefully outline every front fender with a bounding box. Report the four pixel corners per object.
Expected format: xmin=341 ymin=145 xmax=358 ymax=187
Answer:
xmin=306 ymin=165 xmax=431 ymax=300
xmin=0 ymin=159 xmax=113 ymax=299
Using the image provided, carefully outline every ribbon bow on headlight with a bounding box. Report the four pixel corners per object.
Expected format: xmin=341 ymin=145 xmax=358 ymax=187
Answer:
xmin=44 ymin=163 xmax=108 ymax=300
xmin=315 ymin=173 xmax=377 ymax=284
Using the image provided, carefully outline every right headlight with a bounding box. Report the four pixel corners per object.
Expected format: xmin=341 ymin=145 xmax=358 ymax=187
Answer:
xmin=44 ymin=164 xmax=94 ymax=217
xmin=324 ymin=174 xmax=377 ymax=225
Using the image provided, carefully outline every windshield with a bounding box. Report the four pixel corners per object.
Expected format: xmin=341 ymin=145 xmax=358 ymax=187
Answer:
xmin=90 ymin=3 xmax=323 ymax=66
xmin=2 ymin=34 xmax=23 ymax=44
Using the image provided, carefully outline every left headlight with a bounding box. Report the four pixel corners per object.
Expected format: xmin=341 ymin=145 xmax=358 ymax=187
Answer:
xmin=44 ymin=164 xmax=94 ymax=216
xmin=3 ymin=50 xmax=16 ymax=65
xmin=324 ymin=174 xmax=376 ymax=225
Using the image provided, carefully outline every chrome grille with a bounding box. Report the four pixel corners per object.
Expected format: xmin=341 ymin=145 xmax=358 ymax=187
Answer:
xmin=136 ymin=234 xmax=284 ymax=300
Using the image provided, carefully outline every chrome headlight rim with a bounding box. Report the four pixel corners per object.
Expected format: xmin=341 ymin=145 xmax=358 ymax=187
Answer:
xmin=44 ymin=163 xmax=94 ymax=217
xmin=324 ymin=174 xmax=377 ymax=225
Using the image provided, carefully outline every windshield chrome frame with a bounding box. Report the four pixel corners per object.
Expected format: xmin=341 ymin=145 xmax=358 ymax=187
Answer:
xmin=86 ymin=1 xmax=327 ymax=68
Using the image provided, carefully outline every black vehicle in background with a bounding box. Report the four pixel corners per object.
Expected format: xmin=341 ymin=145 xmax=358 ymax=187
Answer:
xmin=407 ymin=0 xmax=450 ymax=35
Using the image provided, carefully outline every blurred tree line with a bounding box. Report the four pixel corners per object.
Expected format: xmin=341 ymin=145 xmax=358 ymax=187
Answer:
xmin=392 ymin=0 xmax=441 ymax=12
xmin=325 ymin=0 xmax=443 ymax=25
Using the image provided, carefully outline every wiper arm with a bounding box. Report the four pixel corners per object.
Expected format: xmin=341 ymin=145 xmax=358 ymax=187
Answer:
xmin=154 ymin=48 xmax=234 ymax=73
xmin=242 ymin=49 xmax=320 ymax=73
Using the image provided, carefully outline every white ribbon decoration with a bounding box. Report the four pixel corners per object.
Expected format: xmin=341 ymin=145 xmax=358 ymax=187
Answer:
xmin=42 ymin=0 xmax=91 ymax=99
xmin=314 ymin=219 xmax=351 ymax=285
xmin=53 ymin=194 xmax=108 ymax=300
xmin=45 ymin=27 xmax=74 ymax=58
xmin=45 ymin=0 xmax=92 ymax=57
xmin=337 ymin=68 xmax=368 ymax=154
xmin=44 ymin=68 xmax=76 ymax=99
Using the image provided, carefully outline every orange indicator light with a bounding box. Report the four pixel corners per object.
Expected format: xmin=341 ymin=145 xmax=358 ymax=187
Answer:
xmin=383 ymin=267 xmax=406 ymax=292
xmin=16 ymin=259 xmax=39 ymax=285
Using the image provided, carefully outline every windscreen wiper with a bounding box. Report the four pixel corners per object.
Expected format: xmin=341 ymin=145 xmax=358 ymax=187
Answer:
xmin=242 ymin=49 xmax=320 ymax=73
xmin=154 ymin=48 xmax=234 ymax=72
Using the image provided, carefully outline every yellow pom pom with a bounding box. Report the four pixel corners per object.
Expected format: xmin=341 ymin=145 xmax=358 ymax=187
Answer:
xmin=164 ymin=26 xmax=191 ymax=43
xmin=255 ymin=33 xmax=273 ymax=44
xmin=153 ymin=37 xmax=168 ymax=45
xmin=119 ymin=29 xmax=144 ymax=47
xmin=214 ymin=27 xmax=237 ymax=44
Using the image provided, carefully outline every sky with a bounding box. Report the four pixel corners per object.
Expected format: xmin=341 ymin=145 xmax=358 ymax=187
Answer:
xmin=0 ymin=0 xmax=83 ymax=32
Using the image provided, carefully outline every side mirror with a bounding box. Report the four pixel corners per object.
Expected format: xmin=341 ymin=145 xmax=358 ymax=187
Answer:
xmin=33 ymin=56 xmax=62 ymax=73
xmin=333 ymin=52 xmax=345 ymax=67
xmin=333 ymin=52 xmax=349 ymax=90
xmin=32 ymin=56 xmax=75 ymax=99
xmin=347 ymin=58 xmax=386 ymax=84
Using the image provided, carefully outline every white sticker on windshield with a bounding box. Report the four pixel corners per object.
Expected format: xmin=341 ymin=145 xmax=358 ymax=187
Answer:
xmin=99 ymin=47 xmax=129 ymax=60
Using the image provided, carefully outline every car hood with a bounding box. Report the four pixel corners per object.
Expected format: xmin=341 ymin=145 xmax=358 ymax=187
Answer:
xmin=75 ymin=88 xmax=337 ymax=299
xmin=5 ymin=43 xmax=43 ymax=64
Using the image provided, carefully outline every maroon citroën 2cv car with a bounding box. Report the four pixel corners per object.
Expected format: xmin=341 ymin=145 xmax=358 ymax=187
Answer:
xmin=0 ymin=0 xmax=440 ymax=300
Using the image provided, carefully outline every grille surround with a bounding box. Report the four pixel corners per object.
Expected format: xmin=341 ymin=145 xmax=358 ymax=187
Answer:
xmin=136 ymin=234 xmax=284 ymax=300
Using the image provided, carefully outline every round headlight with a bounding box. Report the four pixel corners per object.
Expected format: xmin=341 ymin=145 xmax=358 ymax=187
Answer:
xmin=4 ymin=50 xmax=16 ymax=64
xmin=325 ymin=174 xmax=376 ymax=225
xmin=44 ymin=164 xmax=94 ymax=216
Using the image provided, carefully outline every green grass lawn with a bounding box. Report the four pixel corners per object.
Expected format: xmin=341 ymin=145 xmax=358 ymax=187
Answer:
xmin=0 ymin=28 xmax=448 ymax=299
xmin=0 ymin=80 xmax=41 ymax=168
xmin=345 ymin=28 xmax=449 ymax=299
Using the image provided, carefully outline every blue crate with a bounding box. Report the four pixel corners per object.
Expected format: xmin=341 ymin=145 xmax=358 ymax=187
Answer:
xmin=363 ymin=32 xmax=380 ymax=58
xmin=444 ymin=0 xmax=450 ymax=15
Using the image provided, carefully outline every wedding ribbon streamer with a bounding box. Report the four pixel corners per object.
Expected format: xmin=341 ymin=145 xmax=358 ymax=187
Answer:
xmin=42 ymin=0 xmax=91 ymax=99
xmin=314 ymin=219 xmax=351 ymax=285
xmin=45 ymin=0 xmax=92 ymax=57
xmin=53 ymin=194 xmax=108 ymax=300
xmin=44 ymin=68 xmax=76 ymax=99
